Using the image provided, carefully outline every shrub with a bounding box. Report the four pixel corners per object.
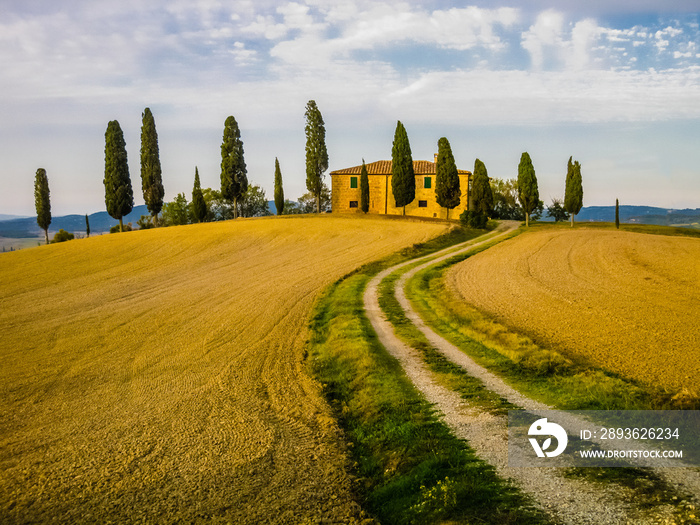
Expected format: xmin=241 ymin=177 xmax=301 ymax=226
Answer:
xmin=51 ymin=229 xmax=74 ymax=243
xmin=110 ymin=223 xmax=133 ymax=233
xmin=459 ymin=210 xmax=487 ymax=229
xmin=137 ymin=215 xmax=154 ymax=230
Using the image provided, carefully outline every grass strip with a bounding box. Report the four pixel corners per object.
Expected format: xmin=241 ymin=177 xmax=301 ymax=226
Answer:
xmin=307 ymin=227 xmax=550 ymax=525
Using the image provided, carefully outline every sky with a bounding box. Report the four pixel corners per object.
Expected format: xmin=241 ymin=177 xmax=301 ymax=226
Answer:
xmin=1 ymin=0 xmax=700 ymax=216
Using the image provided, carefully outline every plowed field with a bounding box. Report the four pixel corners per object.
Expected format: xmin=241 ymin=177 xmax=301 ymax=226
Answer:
xmin=448 ymin=228 xmax=700 ymax=392
xmin=0 ymin=215 xmax=448 ymax=523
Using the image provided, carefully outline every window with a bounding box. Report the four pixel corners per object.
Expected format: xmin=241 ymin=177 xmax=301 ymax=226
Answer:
xmin=418 ymin=200 xmax=428 ymax=208
xmin=424 ymin=177 xmax=431 ymax=189
xmin=350 ymin=177 xmax=358 ymax=189
xmin=349 ymin=200 xmax=358 ymax=208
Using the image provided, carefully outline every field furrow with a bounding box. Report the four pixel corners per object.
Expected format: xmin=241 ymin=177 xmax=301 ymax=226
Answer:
xmin=0 ymin=215 xmax=448 ymax=523
xmin=448 ymin=228 xmax=700 ymax=392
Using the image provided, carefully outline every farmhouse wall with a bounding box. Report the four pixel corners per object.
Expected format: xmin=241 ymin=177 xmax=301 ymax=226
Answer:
xmin=330 ymin=160 xmax=471 ymax=220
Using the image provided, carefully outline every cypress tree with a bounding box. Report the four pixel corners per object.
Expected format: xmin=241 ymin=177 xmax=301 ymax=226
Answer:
xmin=564 ymin=156 xmax=584 ymax=227
xmin=304 ymin=100 xmax=328 ymax=213
xmin=615 ymin=198 xmax=620 ymax=229
xmin=140 ymin=107 xmax=165 ymax=226
xmin=360 ymin=159 xmax=370 ymax=213
xmin=435 ymin=137 xmax=461 ymax=220
xmin=517 ymin=152 xmax=539 ymax=227
xmin=34 ymin=168 xmax=51 ymax=245
xmin=220 ymin=116 xmax=247 ymax=219
xmin=192 ymin=167 xmax=207 ymax=223
xmin=104 ymin=120 xmax=134 ymax=232
xmin=85 ymin=214 xmax=90 ymax=237
xmin=391 ymin=121 xmax=415 ymax=214
xmin=471 ymin=158 xmax=494 ymax=218
xmin=274 ymin=158 xmax=284 ymax=215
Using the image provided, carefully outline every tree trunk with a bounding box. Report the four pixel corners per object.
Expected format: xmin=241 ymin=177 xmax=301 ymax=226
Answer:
xmin=570 ymin=213 xmax=574 ymax=227
xmin=152 ymin=213 xmax=158 ymax=228
xmin=525 ymin=212 xmax=530 ymax=227
xmin=44 ymin=229 xmax=49 ymax=245
xmin=316 ymin=193 xmax=320 ymax=214
xmin=446 ymin=208 xmax=450 ymax=221
xmin=233 ymin=196 xmax=238 ymax=219
xmin=119 ymin=217 xmax=124 ymax=232
xmin=402 ymin=205 xmax=406 ymax=216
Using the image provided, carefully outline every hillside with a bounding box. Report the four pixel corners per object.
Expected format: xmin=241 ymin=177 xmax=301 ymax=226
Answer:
xmin=0 ymin=215 xmax=449 ymax=523
xmin=449 ymin=227 xmax=700 ymax=391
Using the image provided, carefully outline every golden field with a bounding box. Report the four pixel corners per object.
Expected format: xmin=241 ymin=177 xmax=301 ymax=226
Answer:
xmin=448 ymin=228 xmax=700 ymax=392
xmin=0 ymin=215 xmax=448 ymax=523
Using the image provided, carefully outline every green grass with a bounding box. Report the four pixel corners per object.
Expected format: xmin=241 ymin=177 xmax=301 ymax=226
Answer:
xmin=307 ymin=228 xmax=550 ymax=525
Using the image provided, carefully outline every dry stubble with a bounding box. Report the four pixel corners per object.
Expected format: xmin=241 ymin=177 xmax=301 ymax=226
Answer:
xmin=0 ymin=215 xmax=448 ymax=523
xmin=448 ymin=228 xmax=700 ymax=392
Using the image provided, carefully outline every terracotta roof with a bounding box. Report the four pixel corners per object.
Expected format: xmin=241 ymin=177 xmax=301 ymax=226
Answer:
xmin=330 ymin=160 xmax=471 ymax=176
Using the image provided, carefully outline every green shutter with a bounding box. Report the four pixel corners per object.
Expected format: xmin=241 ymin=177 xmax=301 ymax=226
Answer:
xmin=350 ymin=176 xmax=358 ymax=188
xmin=424 ymin=176 xmax=431 ymax=189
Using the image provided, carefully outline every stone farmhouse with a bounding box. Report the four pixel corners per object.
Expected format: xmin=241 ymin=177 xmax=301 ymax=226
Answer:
xmin=330 ymin=156 xmax=472 ymax=219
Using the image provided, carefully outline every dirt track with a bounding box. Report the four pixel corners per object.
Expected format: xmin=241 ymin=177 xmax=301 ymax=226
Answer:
xmin=448 ymin=228 xmax=700 ymax=392
xmin=0 ymin=215 xmax=447 ymax=523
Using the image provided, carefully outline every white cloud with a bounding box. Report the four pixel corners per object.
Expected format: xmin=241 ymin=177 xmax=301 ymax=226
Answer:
xmin=521 ymin=10 xmax=566 ymax=69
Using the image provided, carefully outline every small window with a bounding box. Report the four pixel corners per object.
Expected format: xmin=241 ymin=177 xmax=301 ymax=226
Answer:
xmin=424 ymin=177 xmax=431 ymax=189
xmin=349 ymin=201 xmax=358 ymax=208
xmin=350 ymin=177 xmax=358 ymax=189
xmin=418 ymin=200 xmax=428 ymax=208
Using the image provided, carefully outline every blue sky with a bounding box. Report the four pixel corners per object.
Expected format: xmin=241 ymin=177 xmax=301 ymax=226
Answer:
xmin=1 ymin=0 xmax=700 ymax=216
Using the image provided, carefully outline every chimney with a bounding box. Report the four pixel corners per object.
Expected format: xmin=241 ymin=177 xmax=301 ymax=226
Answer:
xmin=434 ymin=153 xmax=438 ymax=163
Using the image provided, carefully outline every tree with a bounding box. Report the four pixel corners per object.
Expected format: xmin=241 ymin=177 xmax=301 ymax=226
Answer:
xmin=104 ymin=120 xmax=134 ymax=232
xmin=391 ymin=121 xmax=415 ymax=214
xmin=161 ymin=193 xmax=189 ymax=226
xmin=360 ymin=159 xmax=370 ymax=213
xmin=299 ymin=183 xmax=332 ymax=213
xmin=34 ymin=168 xmax=51 ymax=244
xmin=274 ymin=158 xmax=284 ymax=215
xmin=85 ymin=214 xmax=90 ymax=237
xmin=547 ymin=198 xmax=570 ymax=222
xmin=191 ymin=166 xmax=207 ymax=223
xmin=471 ymin=158 xmax=493 ymax=218
xmin=491 ymin=178 xmax=523 ymax=220
xmin=304 ymin=100 xmax=328 ymax=213
xmin=238 ymin=184 xmax=272 ymax=218
xmin=564 ymin=156 xmax=584 ymax=227
xmin=52 ymin=229 xmax=74 ymax=243
xmin=435 ymin=137 xmax=461 ymax=220
xmin=140 ymin=107 xmax=164 ymax=226
xmin=517 ymin=152 xmax=540 ymax=227
xmin=615 ymin=198 xmax=620 ymax=229
xmin=220 ymin=116 xmax=247 ymax=219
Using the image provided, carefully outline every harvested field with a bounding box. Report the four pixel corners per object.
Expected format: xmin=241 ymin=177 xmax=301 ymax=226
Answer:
xmin=0 ymin=215 xmax=448 ymax=523
xmin=448 ymin=228 xmax=700 ymax=392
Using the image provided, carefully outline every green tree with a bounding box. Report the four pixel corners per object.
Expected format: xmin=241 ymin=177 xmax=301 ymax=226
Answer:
xmin=491 ymin=178 xmax=523 ymax=220
xmin=51 ymin=229 xmax=74 ymax=243
xmin=274 ymin=158 xmax=284 ymax=216
xmin=471 ymin=158 xmax=493 ymax=219
xmin=435 ymin=137 xmax=461 ymax=220
xmin=360 ymin=159 xmax=370 ymax=213
xmin=546 ymin=198 xmax=570 ymax=222
xmin=564 ymin=156 xmax=584 ymax=227
xmin=238 ymin=184 xmax=272 ymax=218
xmin=161 ymin=193 xmax=190 ymax=226
xmin=140 ymin=107 xmax=164 ymax=226
xmin=220 ymin=116 xmax=247 ymax=219
xmin=304 ymin=100 xmax=328 ymax=213
xmin=615 ymin=198 xmax=620 ymax=229
xmin=299 ymin=183 xmax=332 ymax=213
xmin=85 ymin=214 xmax=90 ymax=237
xmin=391 ymin=121 xmax=415 ymax=214
xmin=191 ymin=166 xmax=207 ymax=223
xmin=34 ymin=168 xmax=51 ymax=245
xmin=104 ymin=120 xmax=134 ymax=232
xmin=137 ymin=215 xmax=154 ymax=229
xmin=517 ymin=152 xmax=540 ymax=227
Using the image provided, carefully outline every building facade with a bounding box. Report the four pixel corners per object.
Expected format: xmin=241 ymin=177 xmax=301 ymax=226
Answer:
xmin=330 ymin=158 xmax=472 ymax=219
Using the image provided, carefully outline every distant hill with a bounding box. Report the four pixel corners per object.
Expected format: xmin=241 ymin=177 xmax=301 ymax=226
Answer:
xmin=0 ymin=205 xmax=150 ymax=238
xmin=0 ymin=214 xmax=29 ymax=222
xmin=545 ymin=205 xmax=700 ymax=228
